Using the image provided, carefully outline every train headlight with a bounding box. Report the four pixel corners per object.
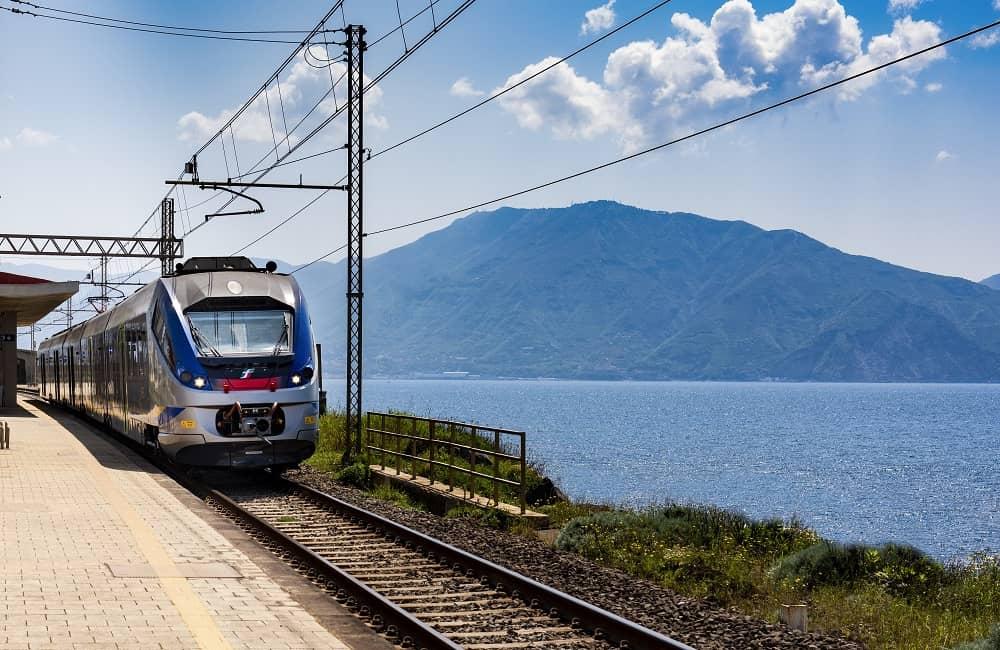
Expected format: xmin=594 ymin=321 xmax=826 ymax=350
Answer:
xmin=291 ymin=374 xmax=302 ymax=385
xmin=302 ymin=367 xmax=314 ymax=381
xmin=193 ymin=376 xmax=207 ymax=389
xmin=179 ymin=370 xmax=193 ymax=384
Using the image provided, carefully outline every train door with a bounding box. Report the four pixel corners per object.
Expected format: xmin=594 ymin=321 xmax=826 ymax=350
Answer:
xmin=116 ymin=324 xmax=127 ymax=433
xmin=68 ymin=346 xmax=76 ymax=407
xmin=103 ymin=330 xmax=111 ymax=423
xmin=52 ymin=350 xmax=62 ymax=402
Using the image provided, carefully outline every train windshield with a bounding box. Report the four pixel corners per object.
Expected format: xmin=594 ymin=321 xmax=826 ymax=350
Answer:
xmin=186 ymin=310 xmax=292 ymax=357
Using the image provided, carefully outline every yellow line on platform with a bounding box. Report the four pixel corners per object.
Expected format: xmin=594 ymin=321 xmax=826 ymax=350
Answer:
xmin=49 ymin=405 xmax=233 ymax=650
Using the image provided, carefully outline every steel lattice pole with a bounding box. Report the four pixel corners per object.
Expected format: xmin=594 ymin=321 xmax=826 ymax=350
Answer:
xmin=345 ymin=25 xmax=366 ymax=458
xmin=160 ymin=198 xmax=175 ymax=277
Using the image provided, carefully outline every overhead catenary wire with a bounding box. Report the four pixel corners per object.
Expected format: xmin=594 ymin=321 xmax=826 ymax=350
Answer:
xmin=290 ymin=17 xmax=1000 ymax=269
xmin=1 ymin=3 xmax=306 ymax=43
xmin=110 ymin=0 xmax=473 ymax=290
xmin=8 ymin=0 xmax=316 ymax=34
xmin=102 ymin=2 xmax=347 ymax=291
xmin=222 ymin=0 xmax=678 ymax=197
xmin=221 ymin=0 xmax=674 ymax=261
xmin=188 ymin=1 xmax=478 ymax=233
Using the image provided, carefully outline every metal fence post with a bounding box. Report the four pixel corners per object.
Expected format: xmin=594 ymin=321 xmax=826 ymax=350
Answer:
xmin=395 ymin=414 xmax=401 ymax=476
xmin=428 ymin=420 xmax=436 ymax=485
xmin=379 ymin=412 xmax=386 ymax=470
xmin=493 ymin=429 xmax=500 ymax=507
xmin=447 ymin=423 xmax=454 ymax=492
xmin=519 ymin=432 xmax=526 ymax=515
xmin=468 ymin=426 xmax=476 ymax=500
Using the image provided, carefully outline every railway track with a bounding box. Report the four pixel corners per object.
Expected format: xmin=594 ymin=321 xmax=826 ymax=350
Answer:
xmin=21 ymin=394 xmax=692 ymax=649
xmin=207 ymin=478 xmax=694 ymax=650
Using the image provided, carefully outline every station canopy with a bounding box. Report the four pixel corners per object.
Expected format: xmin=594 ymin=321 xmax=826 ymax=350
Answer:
xmin=0 ymin=272 xmax=79 ymax=326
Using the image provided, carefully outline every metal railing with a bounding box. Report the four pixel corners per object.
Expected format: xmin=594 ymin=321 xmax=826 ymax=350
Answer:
xmin=366 ymin=412 xmax=527 ymax=514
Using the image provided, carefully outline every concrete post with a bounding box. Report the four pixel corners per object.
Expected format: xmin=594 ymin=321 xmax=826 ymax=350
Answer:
xmin=779 ymin=604 xmax=808 ymax=632
xmin=0 ymin=311 xmax=16 ymax=408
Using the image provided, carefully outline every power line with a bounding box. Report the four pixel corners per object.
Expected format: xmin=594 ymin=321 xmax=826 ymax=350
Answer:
xmin=372 ymin=0 xmax=676 ymax=162
xmin=0 ymin=4 xmax=305 ymax=43
xmin=368 ymin=0 xmax=442 ymax=49
xmin=111 ymin=0 xmax=472 ymax=290
xmin=294 ymin=17 xmax=1000 ymax=266
xmin=103 ymin=2 xmax=347 ymax=293
xmin=292 ymin=244 xmax=347 ymax=273
xmin=192 ymin=1 xmax=345 ymax=157
xmin=9 ymin=0 xmax=315 ymax=34
xmin=231 ymin=189 xmax=335 ymax=255
xmin=218 ymin=0 xmax=675 ymax=252
xmin=191 ymin=1 xmax=478 ymax=235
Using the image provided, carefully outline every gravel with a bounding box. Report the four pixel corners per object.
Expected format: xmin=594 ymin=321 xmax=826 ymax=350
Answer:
xmin=288 ymin=466 xmax=865 ymax=650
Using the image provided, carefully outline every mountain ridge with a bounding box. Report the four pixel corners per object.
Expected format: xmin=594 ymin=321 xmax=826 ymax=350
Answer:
xmin=292 ymin=201 xmax=1000 ymax=382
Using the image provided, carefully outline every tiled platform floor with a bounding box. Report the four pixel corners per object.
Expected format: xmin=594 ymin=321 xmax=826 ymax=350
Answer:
xmin=0 ymin=397 xmax=370 ymax=650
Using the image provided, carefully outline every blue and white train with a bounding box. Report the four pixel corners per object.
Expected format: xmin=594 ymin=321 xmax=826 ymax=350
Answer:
xmin=37 ymin=257 xmax=320 ymax=470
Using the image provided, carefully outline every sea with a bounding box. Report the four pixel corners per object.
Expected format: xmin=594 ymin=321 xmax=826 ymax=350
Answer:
xmin=325 ymin=379 xmax=999 ymax=560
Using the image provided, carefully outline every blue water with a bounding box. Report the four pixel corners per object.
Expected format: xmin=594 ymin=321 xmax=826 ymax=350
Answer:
xmin=327 ymin=380 xmax=1000 ymax=559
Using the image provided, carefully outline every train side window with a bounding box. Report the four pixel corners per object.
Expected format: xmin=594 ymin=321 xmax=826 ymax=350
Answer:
xmin=151 ymin=302 xmax=175 ymax=369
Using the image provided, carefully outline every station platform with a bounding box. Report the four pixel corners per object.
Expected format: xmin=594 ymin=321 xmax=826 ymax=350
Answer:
xmin=0 ymin=397 xmax=388 ymax=650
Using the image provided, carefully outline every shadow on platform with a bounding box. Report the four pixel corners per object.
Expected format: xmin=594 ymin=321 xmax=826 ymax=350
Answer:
xmin=0 ymin=403 xmax=38 ymax=418
xmin=21 ymin=397 xmax=153 ymax=474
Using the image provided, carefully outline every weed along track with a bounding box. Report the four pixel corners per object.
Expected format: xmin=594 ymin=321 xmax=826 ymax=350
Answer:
xmin=208 ymin=477 xmax=692 ymax=650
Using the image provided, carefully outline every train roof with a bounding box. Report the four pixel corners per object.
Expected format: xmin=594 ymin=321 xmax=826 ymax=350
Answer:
xmin=173 ymin=257 xmax=281 ymax=275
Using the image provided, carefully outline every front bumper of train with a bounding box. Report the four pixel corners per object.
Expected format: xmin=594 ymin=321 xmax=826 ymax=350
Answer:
xmin=157 ymin=398 xmax=320 ymax=468
xmin=163 ymin=433 xmax=317 ymax=468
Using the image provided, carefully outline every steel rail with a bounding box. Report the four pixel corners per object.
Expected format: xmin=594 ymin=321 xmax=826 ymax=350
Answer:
xmin=280 ymin=477 xmax=695 ymax=650
xmin=206 ymin=487 xmax=462 ymax=650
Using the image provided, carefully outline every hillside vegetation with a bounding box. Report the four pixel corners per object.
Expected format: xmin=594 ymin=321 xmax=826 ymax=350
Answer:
xmin=295 ymin=201 xmax=1000 ymax=381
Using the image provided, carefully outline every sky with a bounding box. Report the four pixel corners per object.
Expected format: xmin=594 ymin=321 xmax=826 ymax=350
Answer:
xmin=1 ymin=0 xmax=999 ymax=290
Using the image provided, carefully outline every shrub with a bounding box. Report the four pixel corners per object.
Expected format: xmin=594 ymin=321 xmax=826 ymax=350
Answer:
xmin=334 ymin=461 xmax=371 ymax=489
xmin=771 ymin=541 xmax=948 ymax=598
xmin=446 ymin=505 xmax=512 ymax=531
xmin=539 ymin=501 xmax=612 ymax=528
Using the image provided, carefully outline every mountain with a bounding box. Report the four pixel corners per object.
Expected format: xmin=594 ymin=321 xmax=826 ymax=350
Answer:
xmin=982 ymin=274 xmax=1000 ymax=290
xmin=293 ymin=201 xmax=1000 ymax=382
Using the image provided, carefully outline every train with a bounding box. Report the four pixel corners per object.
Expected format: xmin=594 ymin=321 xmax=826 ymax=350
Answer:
xmin=36 ymin=256 xmax=320 ymax=470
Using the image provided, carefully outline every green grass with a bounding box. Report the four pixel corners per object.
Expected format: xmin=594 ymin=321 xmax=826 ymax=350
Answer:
xmin=370 ymin=484 xmax=425 ymax=511
xmin=554 ymin=504 xmax=1000 ymax=649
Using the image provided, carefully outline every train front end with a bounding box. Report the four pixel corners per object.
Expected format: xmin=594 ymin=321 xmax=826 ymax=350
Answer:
xmin=153 ymin=258 xmax=320 ymax=469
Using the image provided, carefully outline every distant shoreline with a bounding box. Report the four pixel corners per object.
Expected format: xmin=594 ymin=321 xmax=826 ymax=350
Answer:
xmin=350 ymin=376 xmax=1000 ymax=385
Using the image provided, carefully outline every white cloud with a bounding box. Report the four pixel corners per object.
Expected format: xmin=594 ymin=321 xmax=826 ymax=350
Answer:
xmin=450 ymin=77 xmax=484 ymax=98
xmin=935 ymin=150 xmax=955 ymax=162
xmin=995 ymin=0 xmax=1000 ymax=10
xmin=924 ymin=81 xmax=942 ymax=92
xmin=495 ymin=57 xmax=642 ymax=150
xmin=0 ymin=137 xmax=11 ymax=151
xmin=970 ymin=31 xmax=1000 ymax=49
xmin=887 ymin=0 xmax=923 ymax=12
xmin=178 ymin=46 xmax=387 ymax=145
xmin=800 ymin=16 xmax=944 ymax=101
xmin=15 ymin=127 xmax=58 ymax=147
xmin=581 ymin=0 xmax=616 ymax=36
xmin=498 ymin=0 xmax=946 ymax=151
